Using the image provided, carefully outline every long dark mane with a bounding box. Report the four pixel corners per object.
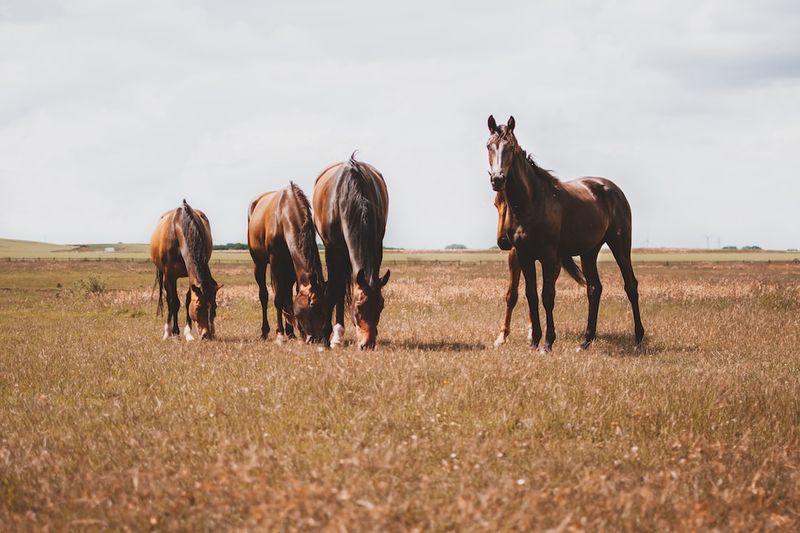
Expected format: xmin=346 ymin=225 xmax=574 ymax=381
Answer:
xmin=289 ymin=182 xmax=324 ymax=284
xmin=181 ymin=199 xmax=216 ymax=293
xmin=337 ymin=153 xmax=380 ymax=303
xmin=522 ymin=150 xmax=562 ymax=191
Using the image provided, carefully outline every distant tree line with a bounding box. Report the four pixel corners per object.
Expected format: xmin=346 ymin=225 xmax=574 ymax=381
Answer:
xmin=213 ymin=243 xmax=248 ymax=250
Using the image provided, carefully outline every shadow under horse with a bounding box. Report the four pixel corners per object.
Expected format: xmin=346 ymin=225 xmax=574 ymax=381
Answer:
xmin=487 ymin=115 xmax=644 ymax=352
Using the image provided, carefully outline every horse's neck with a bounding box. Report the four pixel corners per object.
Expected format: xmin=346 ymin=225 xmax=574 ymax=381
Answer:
xmin=508 ymin=153 xmax=548 ymax=209
xmin=285 ymin=228 xmax=322 ymax=286
xmin=345 ymin=226 xmax=381 ymax=282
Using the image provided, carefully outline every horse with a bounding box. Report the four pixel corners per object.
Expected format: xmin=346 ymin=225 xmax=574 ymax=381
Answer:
xmin=493 ymin=193 xmax=533 ymax=348
xmin=487 ymin=115 xmax=645 ymax=351
xmin=313 ymin=154 xmax=390 ymax=350
xmin=247 ymin=182 xmax=327 ymax=343
xmin=150 ymin=200 xmax=220 ymax=341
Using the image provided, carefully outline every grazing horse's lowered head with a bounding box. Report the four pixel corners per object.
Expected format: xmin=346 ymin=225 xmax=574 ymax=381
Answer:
xmin=487 ymin=115 xmax=520 ymax=191
xmin=188 ymin=281 xmax=220 ymax=340
xmin=181 ymin=200 xmax=221 ymax=340
xmin=292 ymin=273 xmax=327 ymax=343
xmin=352 ymin=268 xmax=390 ymax=350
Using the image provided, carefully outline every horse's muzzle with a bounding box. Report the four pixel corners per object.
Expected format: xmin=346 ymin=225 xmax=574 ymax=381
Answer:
xmin=491 ymin=174 xmax=506 ymax=191
xmin=497 ymin=235 xmax=513 ymax=251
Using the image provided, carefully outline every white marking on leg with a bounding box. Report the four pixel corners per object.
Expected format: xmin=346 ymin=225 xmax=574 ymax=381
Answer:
xmin=527 ymin=325 xmax=533 ymax=342
xmin=494 ymin=333 xmax=507 ymax=348
xmin=163 ymin=323 xmax=170 ymax=340
xmin=275 ymin=333 xmax=286 ymax=345
xmin=184 ymin=324 xmax=195 ymax=341
xmin=331 ymin=323 xmax=344 ymax=346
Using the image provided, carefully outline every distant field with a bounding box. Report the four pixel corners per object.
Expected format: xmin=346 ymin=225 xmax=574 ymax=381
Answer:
xmin=1 ymin=259 xmax=798 ymax=529
xmin=1 ymin=238 xmax=799 ymax=263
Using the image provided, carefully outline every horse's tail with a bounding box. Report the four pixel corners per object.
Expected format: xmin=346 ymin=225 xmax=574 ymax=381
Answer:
xmin=154 ymin=269 xmax=164 ymax=316
xmin=561 ymin=255 xmax=585 ymax=286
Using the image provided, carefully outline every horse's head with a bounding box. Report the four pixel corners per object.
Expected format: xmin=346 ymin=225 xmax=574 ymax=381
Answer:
xmin=494 ymin=192 xmax=514 ymax=250
xmin=189 ymin=283 xmax=220 ymax=340
xmin=293 ymin=279 xmax=326 ymax=343
xmin=487 ymin=115 xmax=519 ymax=191
xmin=352 ymin=268 xmax=390 ymax=350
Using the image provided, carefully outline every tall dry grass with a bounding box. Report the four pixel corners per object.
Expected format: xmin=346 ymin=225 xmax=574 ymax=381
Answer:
xmin=1 ymin=260 xmax=799 ymax=530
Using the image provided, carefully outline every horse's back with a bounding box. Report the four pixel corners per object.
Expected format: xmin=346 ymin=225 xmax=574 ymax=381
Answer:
xmin=150 ymin=205 xmax=213 ymax=274
xmin=562 ymin=176 xmax=633 ymax=246
xmin=248 ymin=190 xmax=284 ymax=257
xmin=313 ymin=160 xmax=389 ymax=245
xmin=150 ymin=208 xmax=180 ymax=270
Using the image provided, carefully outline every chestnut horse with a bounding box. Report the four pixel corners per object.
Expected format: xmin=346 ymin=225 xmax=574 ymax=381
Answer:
xmin=313 ymin=154 xmax=390 ymax=350
xmin=150 ymin=200 xmax=220 ymax=340
xmin=487 ymin=115 xmax=644 ymax=351
xmin=247 ymin=182 xmax=327 ymax=343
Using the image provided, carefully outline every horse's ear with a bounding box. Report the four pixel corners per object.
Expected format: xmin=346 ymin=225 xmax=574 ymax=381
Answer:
xmin=507 ymin=116 xmax=515 ymax=133
xmin=356 ymin=269 xmax=369 ymax=291
xmin=488 ymin=115 xmax=498 ymax=134
xmin=380 ymin=269 xmax=391 ymax=287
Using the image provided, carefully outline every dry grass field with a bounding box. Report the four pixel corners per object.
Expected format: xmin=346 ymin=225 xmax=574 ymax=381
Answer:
xmin=1 ymin=257 xmax=799 ymax=530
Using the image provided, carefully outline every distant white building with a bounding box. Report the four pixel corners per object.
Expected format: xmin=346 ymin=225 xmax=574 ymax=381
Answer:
xmin=104 ymin=247 xmax=115 ymax=253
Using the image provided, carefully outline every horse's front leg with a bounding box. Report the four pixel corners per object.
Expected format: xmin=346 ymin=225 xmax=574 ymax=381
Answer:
xmin=495 ymin=248 xmax=521 ymax=347
xmin=540 ymin=253 xmax=561 ymax=352
xmin=520 ymin=256 xmax=542 ymax=349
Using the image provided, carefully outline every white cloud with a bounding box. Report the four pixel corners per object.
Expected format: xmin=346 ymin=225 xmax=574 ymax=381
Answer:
xmin=1 ymin=0 xmax=798 ymax=249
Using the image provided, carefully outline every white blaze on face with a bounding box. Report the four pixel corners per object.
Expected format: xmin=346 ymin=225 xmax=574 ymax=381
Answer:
xmin=491 ymin=141 xmax=506 ymax=176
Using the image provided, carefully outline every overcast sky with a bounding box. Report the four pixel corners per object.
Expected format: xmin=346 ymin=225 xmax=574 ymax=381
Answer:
xmin=1 ymin=0 xmax=798 ymax=249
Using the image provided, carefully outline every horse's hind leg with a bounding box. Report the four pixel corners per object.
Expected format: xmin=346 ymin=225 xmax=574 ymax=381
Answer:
xmin=184 ymin=289 xmax=195 ymax=341
xmin=164 ymin=275 xmax=180 ymax=338
xmin=607 ymin=235 xmax=645 ymax=346
xmin=495 ymin=248 xmax=522 ymax=347
xmin=578 ymin=244 xmax=603 ymax=351
xmin=254 ymin=259 xmax=270 ymax=339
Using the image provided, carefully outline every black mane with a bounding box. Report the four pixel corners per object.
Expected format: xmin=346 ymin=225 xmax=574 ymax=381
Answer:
xmin=522 ymin=150 xmax=562 ymax=190
xmin=337 ymin=154 xmax=380 ymax=299
xmin=289 ymin=182 xmax=323 ymax=285
xmin=181 ymin=199 xmax=216 ymax=293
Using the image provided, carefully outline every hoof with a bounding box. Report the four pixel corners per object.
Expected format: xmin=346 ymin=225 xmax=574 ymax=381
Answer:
xmin=275 ymin=333 xmax=287 ymax=345
xmin=184 ymin=324 xmax=195 ymax=341
xmin=577 ymin=339 xmax=593 ymax=352
xmin=494 ymin=335 xmax=507 ymax=348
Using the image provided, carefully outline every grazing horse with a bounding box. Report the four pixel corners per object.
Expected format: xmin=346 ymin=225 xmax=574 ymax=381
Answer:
xmin=247 ymin=182 xmax=327 ymax=343
xmin=487 ymin=115 xmax=644 ymax=351
xmin=150 ymin=200 xmax=220 ymax=340
xmin=313 ymin=154 xmax=390 ymax=350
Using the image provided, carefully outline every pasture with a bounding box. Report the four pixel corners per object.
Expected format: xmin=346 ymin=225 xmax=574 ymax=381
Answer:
xmin=1 ymin=254 xmax=799 ymax=530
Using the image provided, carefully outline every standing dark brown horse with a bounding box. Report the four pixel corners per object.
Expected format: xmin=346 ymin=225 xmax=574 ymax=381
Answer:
xmin=313 ymin=154 xmax=390 ymax=350
xmin=487 ymin=115 xmax=644 ymax=351
xmin=150 ymin=200 xmax=220 ymax=340
xmin=248 ymin=182 xmax=327 ymax=343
